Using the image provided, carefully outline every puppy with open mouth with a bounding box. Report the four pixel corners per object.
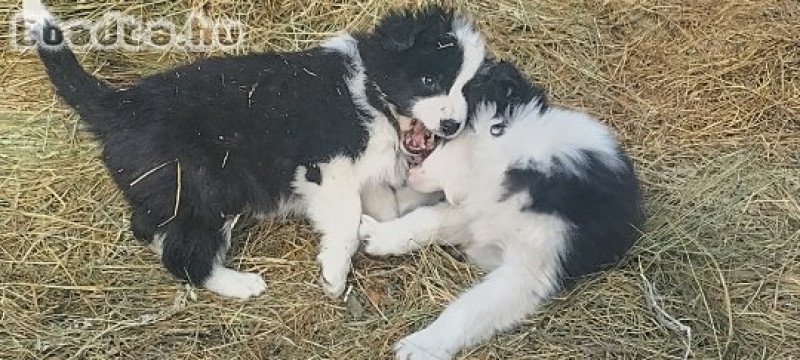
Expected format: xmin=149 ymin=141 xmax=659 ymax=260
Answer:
xmin=22 ymin=0 xmax=486 ymax=299
xmin=399 ymin=117 xmax=438 ymax=166
xmin=359 ymin=61 xmax=644 ymax=359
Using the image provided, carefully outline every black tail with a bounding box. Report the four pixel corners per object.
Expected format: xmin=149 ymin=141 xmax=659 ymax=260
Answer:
xmin=37 ymin=21 xmax=110 ymax=111
xmin=35 ymin=21 xmax=110 ymax=115
xmin=24 ymin=0 xmax=111 ymax=126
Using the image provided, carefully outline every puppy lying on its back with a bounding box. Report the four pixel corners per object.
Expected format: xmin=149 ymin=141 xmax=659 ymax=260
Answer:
xmin=359 ymin=61 xmax=643 ymax=359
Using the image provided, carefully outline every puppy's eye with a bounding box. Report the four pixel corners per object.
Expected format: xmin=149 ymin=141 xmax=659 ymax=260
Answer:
xmin=490 ymin=123 xmax=506 ymax=137
xmin=420 ymin=76 xmax=438 ymax=90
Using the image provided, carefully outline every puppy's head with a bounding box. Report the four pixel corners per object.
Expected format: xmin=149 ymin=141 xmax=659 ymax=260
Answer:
xmin=362 ymin=6 xmax=486 ymax=156
xmin=408 ymin=61 xmax=547 ymax=204
xmin=461 ymin=60 xmax=548 ymax=141
xmin=464 ymin=60 xmax=547 ymax=119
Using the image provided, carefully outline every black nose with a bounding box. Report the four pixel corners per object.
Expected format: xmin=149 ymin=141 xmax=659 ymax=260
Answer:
xmin=440 ymin=119 xmax=460 ymax=136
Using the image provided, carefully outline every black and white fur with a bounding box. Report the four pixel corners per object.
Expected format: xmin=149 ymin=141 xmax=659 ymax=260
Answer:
xmin=22 ymin=0 xmax=486 ymax=299
xmin=359 ymin=61 xmax=643 ymax=359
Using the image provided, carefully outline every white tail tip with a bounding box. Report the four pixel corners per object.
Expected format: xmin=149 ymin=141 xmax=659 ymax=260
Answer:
xmin=22 ymin=0 xmax=54 ymax=25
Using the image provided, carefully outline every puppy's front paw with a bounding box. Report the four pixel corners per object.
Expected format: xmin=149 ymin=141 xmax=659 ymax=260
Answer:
xmin=394 ymin=330 xmax=453 ymax=360
xmin=204 ymin=268 xmax=267 ymax=299
xmin=319 ymin=273 xmax=346 ymax=299
xmin=358 ymin=215 xmax=413 ymax=256
xmin=317 ymin=252 xmax=350 ymax=298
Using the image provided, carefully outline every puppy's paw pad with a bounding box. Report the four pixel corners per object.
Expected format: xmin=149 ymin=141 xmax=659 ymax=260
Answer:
xmin=204 ymin=268 xmax=267 ymax=299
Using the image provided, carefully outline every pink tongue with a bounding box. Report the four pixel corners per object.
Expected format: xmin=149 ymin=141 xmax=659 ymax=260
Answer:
xmin=408 ymin=121 xmax=427 ymax=150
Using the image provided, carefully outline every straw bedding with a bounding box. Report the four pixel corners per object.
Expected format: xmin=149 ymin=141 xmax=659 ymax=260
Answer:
xmin=1 ymin=0 xmax=798 ymax=358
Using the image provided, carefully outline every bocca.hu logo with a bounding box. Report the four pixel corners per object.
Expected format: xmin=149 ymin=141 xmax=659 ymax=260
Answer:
xmin=11 ymin=10 xmax=245 ymax=52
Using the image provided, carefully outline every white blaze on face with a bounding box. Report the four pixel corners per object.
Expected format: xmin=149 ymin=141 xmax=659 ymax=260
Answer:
xmin=411 ymin=16 xmax=486 ymax=137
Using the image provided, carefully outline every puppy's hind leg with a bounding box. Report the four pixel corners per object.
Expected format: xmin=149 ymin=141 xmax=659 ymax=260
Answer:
xmin=394 ymin=246 xmax=561 ymax=359
xmin=160 ymin=215 xmax=266 ymax=299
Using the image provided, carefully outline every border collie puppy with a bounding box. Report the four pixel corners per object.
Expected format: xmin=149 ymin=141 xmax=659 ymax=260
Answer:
xmin=22 ymin=0 xmax=486 ymax=299
xmin=359 ymin=61 xmax=643 ymax=359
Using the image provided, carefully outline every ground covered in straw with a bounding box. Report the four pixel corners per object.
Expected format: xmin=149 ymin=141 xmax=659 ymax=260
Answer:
xmin=1 ymin=0 xmax=799 ymax=358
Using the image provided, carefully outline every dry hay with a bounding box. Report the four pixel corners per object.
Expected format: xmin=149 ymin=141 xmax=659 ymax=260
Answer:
xmin=1 ymin=0 xmax=799 ymax=358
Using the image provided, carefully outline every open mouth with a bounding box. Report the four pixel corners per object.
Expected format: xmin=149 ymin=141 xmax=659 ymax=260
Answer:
xmin=401 ymin=119 xmax=439 ymax=166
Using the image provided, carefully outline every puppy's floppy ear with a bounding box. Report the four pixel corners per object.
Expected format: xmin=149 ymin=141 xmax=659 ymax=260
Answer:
xmin=491 ymin=60 xmax=546 ymax=109
xmin=374 ymin=10 xmax=424 ymax=51
xmin=492 ymin=61 xmax=527 ymax=98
